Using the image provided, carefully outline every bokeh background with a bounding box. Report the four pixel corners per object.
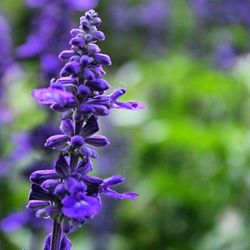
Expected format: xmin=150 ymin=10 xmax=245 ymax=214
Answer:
xmin=1 ymin=0 xmax=250 ymax=249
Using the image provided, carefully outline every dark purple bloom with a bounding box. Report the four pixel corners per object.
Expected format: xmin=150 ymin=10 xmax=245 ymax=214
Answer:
xmin=61 ymin=182 xmax=101 ymax=223
xmin=45 ymin=116 xmax=109 ymax=156
xmin=27 ymin=10 xmax=143 ymax=249
xmin=28 ymin=157 xmax=138 ymax=230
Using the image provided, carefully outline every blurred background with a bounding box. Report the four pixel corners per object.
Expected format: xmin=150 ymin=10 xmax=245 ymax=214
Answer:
xmin=1 ymin=0 xmax=250 ymax=249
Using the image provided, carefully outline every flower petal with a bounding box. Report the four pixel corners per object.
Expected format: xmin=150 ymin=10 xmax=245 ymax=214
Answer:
xmin=80 ymin=116 xmax=99 ymax=138
xmin=103 ymin=189 xmax=139 ymax=201
xmin=32 ymin=87 xmax=75 ymax=105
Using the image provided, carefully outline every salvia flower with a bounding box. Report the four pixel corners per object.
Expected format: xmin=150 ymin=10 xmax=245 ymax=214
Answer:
xmin=28 ymin=10 xmax=143 ymax=250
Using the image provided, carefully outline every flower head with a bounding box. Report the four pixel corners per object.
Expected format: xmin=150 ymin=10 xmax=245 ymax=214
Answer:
xmin=27 ymin=9 xmax=143 ymax=248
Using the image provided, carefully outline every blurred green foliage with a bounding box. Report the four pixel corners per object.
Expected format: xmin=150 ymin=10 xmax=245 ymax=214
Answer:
xmin=108 ymin=53 xmax=250 ymax=250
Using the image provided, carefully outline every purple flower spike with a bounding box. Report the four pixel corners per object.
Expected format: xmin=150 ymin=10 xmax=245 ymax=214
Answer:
xmin=27 ymin=10 xmax=143 ymax=248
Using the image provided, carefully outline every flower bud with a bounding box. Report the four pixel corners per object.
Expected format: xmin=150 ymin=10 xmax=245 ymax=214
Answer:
xmin=59 ymin=50 xmax=75 ymax=61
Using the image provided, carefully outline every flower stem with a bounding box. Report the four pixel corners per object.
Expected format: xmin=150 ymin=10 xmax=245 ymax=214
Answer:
xmin=51 ymin=220 xmax=62 ymax=250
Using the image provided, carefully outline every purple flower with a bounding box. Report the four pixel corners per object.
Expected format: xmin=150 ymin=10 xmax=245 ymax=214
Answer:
xmin=28 ymin=155 xmax=138 ymax=230
xmin=61 ymin=182 xmax=101 ymax=223
xmin=27 ymin=10 xmax=143 ymax=249
xmin=45 ymin=116 xmax=109 ymax=157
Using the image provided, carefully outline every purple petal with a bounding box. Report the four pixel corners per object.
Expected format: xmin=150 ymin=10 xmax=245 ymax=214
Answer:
xmin=62 ymin=219 xmax=73 ymax=234
xmin=70 ymin=182 xmax=87 ymax=194
xmin=43 ymin=233 xmax=51 ymax=250
xmin=62 ymin=196 xmax=101 ymax=221
xmin=32 ymin=87 xmax=75 ymax=106
xmin=77 ymin=84 xmax=91 ymax=97
xmin=80 ymin=145 xmax=98 ymax=158
xmin=30 ymin=169 xmax=58 ymax=184
xmin=102 ymin=176 xmax=125 ymax=188
xmin=60 ymin=61 xmax=81 ymax=77
xmin=61 ymin=234 xmax=72 ymax=250
xmin=54 ymin=183 xmax=67 ymax=197
xmin=29 ymin=184 xmax=54 ymax=201
xmin=113 ymin=101 xmax=145 ymax=110
xmin=92 ymin=31 xmax=105 ymax=41
xmin=27 ymin=200 xmax=50 ymax=210
xmin=41 ymin=179 xmax=60 ymax=191
xmin=64 ymin=176 xmax=77 ymax=190
xmin=82 ymin=68 xmax=95 ymax=80
xmin=45 ymin=134 xmax=69 ymax=148
xmin=86 ymin=79 xmax=111 ymax=91
xmin=94 ymin=53 xmax=112 ymax=66
xmin=43 ymin=233 xmax=72 ymax=250
xmin=70 ymin=135 xmax=85 ymax=148
xmin=77 ymin=158 xmax=93 ymax=175
xmin=59 ymin=50 xmax=75 ymax=61
xmin=62 ymin=196 xmax=77 ymax=208
xmin=110 ymin=88 xmax=127 ymax=101
xmin=85 ymin=135 xmax=110 ymax=147
xmin=55 ymin=154 xmax=70 ymax=178
xmin=103 ymin=189 xmax=139 ymax=201
xmin=59 ymin=119 xmax=75 ymax=136
xmin=81 ymin=116 xmax=99 ymax=138
xmin=80 ymin=103 xmax=95 ymax=114
xmin=92 ymin=104 xmax=109 ymax=116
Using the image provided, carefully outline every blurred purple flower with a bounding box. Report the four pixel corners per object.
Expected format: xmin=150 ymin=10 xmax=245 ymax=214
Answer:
xmin=191 ymin=0 xmax=250 ymax=26
xmin=0 ymin=16 xmax=12 ymax=79
xmin=214 ymin=42 xmax=236 ymax=70
xmin=18 ymin=0 xmax=99 ymax=82
xmin=0 ymin=15 xmax=13 ymax=122
xmin=109 ymin=0 xmax=169 ymax=31
xmin=1 ymin=209 xmax=50 ymax=233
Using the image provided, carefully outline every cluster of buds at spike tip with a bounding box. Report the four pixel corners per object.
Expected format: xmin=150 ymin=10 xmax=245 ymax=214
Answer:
xmin=28 ymin=10 xmax=143 ymax=249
